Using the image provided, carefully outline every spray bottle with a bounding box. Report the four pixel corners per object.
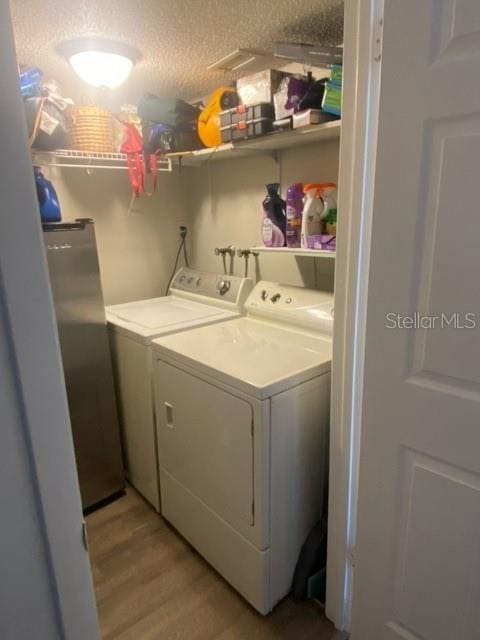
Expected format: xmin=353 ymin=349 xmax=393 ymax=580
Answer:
xmin=301 ymin=183 xmax=337 ymax=250
xmin=262 ymin=183 xmax=286 ymax=247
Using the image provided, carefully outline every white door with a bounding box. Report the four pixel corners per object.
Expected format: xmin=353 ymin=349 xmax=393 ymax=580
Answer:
xmin=1 ymin=1 xmax=99 ymax=637
xmin=352 ymin=1 xmax=480 ymax=639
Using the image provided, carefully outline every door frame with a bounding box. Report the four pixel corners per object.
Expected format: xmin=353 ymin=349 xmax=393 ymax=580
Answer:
xmin=0 ymin=1 xmax=100 ymax=638
xmin=326 ymin=0 xmax=383 ymax=631
xmin=1 ymin=0 xmax=384 ymax=635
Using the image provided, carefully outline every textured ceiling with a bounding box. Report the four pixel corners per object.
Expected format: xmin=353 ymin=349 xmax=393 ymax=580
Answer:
xmin=11 ymin=0 xmax=343 ymax=106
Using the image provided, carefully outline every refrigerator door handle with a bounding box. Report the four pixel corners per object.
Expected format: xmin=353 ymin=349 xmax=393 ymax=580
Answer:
xmin=165 ymin=402 xmax=174 ymax=429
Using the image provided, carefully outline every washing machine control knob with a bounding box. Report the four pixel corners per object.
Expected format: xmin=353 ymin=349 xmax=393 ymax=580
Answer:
xmin=271 ymin=293 xmax=281 ymax=303
xmin=217 ymin=279 xmax=230 ymax=295
xmin=195 ymin=277 xmax=202 ymax=288
xmin=260 ymin=289 xmax=268 ymax=301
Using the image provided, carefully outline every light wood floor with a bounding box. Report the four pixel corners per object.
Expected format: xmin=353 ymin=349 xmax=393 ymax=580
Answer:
xmin=86 ymin=487 xmax=337 ymax=640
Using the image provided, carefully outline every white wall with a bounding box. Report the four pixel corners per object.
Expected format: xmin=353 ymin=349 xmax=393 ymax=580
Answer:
xmin=44 ymin=138 xmax=339 ymax=306
xmin=187 ymin=139 xmax=340 ymax=291
xmin=43 ymin=167 xmax=192 ymax=305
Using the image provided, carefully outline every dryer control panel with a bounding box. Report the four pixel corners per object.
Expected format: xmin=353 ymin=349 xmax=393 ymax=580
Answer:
xmin=246 ymin=281 xmax=334 ymax=335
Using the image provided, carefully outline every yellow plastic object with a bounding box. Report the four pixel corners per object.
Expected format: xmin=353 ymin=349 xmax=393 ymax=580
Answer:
xmin=198 ymin=87 xmax=238 ymax=148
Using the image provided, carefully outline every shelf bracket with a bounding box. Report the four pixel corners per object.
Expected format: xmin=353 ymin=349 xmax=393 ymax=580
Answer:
xmin=269 ymin=150 xmax=281 ymax=165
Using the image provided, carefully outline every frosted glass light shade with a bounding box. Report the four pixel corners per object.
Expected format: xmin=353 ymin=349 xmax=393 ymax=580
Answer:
xmin=69 ymin=51 xmax=133 ymax=89
xmin=58 ymin=38 xmax=140 ymax=90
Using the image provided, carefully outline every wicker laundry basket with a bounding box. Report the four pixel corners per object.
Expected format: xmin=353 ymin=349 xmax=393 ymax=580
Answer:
xmin=68 ymin=105 xmax=115 ymax=152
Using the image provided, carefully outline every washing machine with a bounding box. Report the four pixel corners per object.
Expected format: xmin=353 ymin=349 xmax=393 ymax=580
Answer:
xmin=106 ymin=268 xmax=252 ymax=511
xmin=151 ymin=281 xmax=334 ymax=613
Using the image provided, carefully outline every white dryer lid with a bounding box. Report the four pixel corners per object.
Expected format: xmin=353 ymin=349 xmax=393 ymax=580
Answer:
xmin=152 ymin=317 xmax=332 ymax=399
xmin=110 ymin=297 xmax=221 ymax=329
xmin=106 ymin=296 xmax=238 ymax=343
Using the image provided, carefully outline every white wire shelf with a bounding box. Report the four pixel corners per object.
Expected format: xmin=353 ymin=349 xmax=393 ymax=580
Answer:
xmin=166 ymin=120 xmax=341 ymax=166
xmin=250 ymin=246 xmax=336 ymax=258
xmin=32 ymin=149 xmax=172 ymax=172
xmin=31 ymin=121 xmax=340 ymax=171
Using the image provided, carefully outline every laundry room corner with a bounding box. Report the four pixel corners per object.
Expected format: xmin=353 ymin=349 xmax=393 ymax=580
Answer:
xmin=186 ymin=138 xmax=339 ymax=289
xmin=5 ymin=0 xmax=353 ymax=637
xmin=6 ymin=0 xmax=475 ymax=637
xmin=43 ymin=166 xmax=194 ymax=305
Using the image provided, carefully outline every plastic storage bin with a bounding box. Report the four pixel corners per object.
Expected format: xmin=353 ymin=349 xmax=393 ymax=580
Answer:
xmin=220 ymin=117 xmax=273 ymax=143
xmin=219 ymin=103 xmax=274 ymax=128
xmin=293 ymin=109 xmax=337 ymax=128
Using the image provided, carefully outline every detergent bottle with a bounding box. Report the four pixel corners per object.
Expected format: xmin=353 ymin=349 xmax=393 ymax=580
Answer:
xmin=285 ymin=182 xmax=304 ymax=248
xmin=34 ymin=168 xmax=62 ymax=222
xmin=262 ymin=183 xmax=286 ymax=247
xmin=301 ymin=183 xmax=337 ymax=250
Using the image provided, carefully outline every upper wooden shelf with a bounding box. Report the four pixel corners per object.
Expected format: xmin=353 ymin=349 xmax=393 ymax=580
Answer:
xmin=166 ymin=120 xmax=341 ymax=167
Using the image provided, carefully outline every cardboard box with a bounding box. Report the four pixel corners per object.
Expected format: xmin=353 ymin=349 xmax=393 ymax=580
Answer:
xmin=293 ymin=109 xmax=336 ymax=128
xmin=237 ymin=70 xmax=290 ymax=106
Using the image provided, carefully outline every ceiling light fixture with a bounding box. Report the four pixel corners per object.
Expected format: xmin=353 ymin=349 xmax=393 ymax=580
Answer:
xmin=57 ymin=38 xmax=141 ymax=89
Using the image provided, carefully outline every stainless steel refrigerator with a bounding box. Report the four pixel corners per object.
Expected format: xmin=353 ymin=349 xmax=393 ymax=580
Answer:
xmin=43 ymin=219 xmax=124 ymax=511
